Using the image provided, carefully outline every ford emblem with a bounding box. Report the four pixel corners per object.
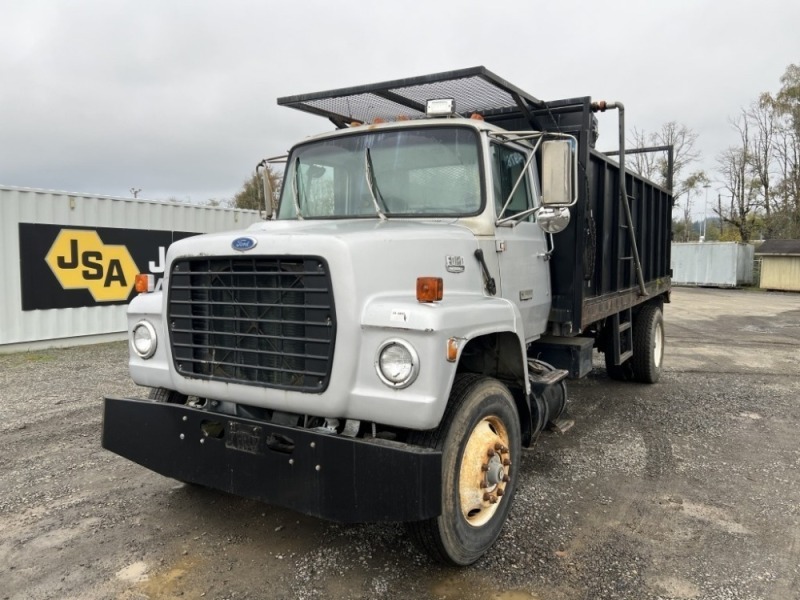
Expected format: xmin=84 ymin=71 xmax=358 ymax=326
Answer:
xmin=231 ymin=236 xmax=257 ymax=251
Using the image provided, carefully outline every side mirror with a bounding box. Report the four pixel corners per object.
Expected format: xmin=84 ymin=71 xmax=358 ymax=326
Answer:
xmin=541 ymin=140 xmax=575 ymax=206
xmin=258 ymin=161 xmax=274 ymax=220
xmin=536 ymin=206 xmax=571 ymax=234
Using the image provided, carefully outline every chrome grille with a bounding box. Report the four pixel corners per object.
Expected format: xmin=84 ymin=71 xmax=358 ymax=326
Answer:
xmin=168 ymin=256 xmax=335 ymax=392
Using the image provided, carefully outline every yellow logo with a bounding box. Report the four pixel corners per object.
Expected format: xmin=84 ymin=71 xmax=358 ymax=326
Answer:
xmin=45 ymin=229 xmax=139 ymax=302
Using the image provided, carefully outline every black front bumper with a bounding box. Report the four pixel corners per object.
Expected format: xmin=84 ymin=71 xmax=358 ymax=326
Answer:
xmin=102 ymin=397 xmax=442 ymax=523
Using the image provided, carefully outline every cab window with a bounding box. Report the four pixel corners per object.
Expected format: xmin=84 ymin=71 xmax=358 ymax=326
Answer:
xmin=491 ymin=144 xmax=534 ymax=221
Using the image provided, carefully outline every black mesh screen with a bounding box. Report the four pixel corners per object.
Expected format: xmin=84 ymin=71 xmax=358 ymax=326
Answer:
xmin=388 ymin=77 xmax=517 ymax=115
xmin=305 ymin=93 xmax=425 ymax=124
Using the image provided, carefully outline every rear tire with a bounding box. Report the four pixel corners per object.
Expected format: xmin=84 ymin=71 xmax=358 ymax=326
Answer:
xmin=631 ymin=305 xmax=664 ymax=383
xmin=406 ymin=374 xmax=521 ymax=565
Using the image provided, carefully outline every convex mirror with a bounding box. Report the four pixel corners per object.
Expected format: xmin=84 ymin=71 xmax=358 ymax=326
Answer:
xmin=537 ymin=206 xmax=571 ymax=234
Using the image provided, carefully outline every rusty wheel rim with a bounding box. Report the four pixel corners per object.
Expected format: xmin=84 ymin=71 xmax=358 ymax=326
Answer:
xmin=458 ymin=415 xmax=511 ymax=527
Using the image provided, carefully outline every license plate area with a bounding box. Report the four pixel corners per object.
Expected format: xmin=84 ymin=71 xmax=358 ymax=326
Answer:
xmin=225 ymin=422 xmax=262 ymax=454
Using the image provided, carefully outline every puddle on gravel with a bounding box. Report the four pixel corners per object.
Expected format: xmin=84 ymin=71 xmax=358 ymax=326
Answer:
xmin=738 ymin=412 xmax=763 ymax=420
xmin=431 ymin=575 xmax=539 ymax=600
xmin=493 ymin=592 xmax=540 ymax=600
xmin=663 ymin=497 xmax=751 ymax=535
xmin=648 ymin=575 xmax=701 ymax=598
xmin=116 ymin=560 xmax=149 ymax=583
xmin=135 ymin=554 xmax=206 ymax=599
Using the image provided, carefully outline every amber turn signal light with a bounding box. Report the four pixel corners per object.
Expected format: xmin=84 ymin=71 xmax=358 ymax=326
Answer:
xmin=135 ymin=273 xmax=155 ymax=293
xmin=416 ymin=277 xmax=443 ymax=303
xmin=447 ymin=337 xmax=461 ymax=362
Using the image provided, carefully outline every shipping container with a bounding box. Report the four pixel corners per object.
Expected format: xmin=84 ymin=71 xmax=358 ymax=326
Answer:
xmin=671 ymin=242 xmax=754 ymax=288
xmin=1 ymin=186 xmax=261 ymax=350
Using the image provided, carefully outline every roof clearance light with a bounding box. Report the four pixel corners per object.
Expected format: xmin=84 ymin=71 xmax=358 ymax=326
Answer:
xmin=426 ymin=98 xmax=455 ymax=117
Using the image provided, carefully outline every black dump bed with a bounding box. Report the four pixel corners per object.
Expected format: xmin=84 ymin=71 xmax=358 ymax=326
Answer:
xmin=279 ymin=67 xmax=673 ymax=334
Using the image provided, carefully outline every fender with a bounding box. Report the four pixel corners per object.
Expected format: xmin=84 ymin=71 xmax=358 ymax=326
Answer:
xmin=126 ymin=291 xmax=172 ymax=389
xmin=359 ymin=292 xmax=531 ymax=429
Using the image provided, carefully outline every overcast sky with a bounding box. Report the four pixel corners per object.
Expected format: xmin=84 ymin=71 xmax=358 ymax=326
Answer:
xmin=1 ymin=0 xmax=798 ymax=206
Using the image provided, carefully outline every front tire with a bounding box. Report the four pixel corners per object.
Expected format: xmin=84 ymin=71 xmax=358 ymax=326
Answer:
xmin=407 ymin=374 xmax=521 ymax=565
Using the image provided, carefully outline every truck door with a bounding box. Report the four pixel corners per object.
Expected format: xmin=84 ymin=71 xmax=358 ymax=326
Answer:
xmin=491 ymin=143 xmax=551 ymax=340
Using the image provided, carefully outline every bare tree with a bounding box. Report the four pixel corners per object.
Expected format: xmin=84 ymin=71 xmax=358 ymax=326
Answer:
xmin=716 ymin=114 xmax=757 ymax=241
xmin=628 ymin=126 xmax=659 ymax=180
xmin=773 ymin=126 xmax=800 ymax=236
xmin=773 ymin=64 xmax=800 ymax=236
xmin=776 ymin=64 xmax=800 ymax=136
xmin=674 ymin=171 xmax=710 ymax=241
xmin=747 ymin=95 xmax=778 ymax=235
xmin=627 ymin=122 xmax=703 ymax=241
xmin=627 ymin=121 xmax=700 ymax=196
xmin=716 ymin=64 xmax=800 ymax=240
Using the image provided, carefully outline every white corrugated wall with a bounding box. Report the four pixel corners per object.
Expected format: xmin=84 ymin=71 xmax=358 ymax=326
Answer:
xmin=671 ymin=242 xmax=755 ymax=287
xmin=1 ymin=185 xmax=261 ymax=350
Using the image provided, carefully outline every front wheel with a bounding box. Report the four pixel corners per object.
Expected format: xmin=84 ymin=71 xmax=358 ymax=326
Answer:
xmin=406 ymin=374 xmax=521 ymax=565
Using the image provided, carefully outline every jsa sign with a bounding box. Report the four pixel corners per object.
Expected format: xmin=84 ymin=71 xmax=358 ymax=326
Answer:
xmin=45 ymin=229 xmax=139 ymax=302
xmin=19 ymin=223 xmax=198 ymax=311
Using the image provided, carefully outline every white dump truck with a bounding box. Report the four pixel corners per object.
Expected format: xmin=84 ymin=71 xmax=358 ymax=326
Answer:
xmin=103 ymin=67 xmax=672 ymax=565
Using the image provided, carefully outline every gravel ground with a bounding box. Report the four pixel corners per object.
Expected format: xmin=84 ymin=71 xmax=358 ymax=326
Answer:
xmin=1 ymin=287 xmax=799 ymax=600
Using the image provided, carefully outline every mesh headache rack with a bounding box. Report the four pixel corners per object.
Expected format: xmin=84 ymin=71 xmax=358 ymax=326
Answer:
xmin=277 ymin=66 xmax=554 ymax=129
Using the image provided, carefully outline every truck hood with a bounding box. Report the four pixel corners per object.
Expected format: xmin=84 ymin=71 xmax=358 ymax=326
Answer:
xmin=164 ymin=216 xmax=490 ymax=322
xmin=248 ymin=218 xmax=475 ymax=245
xmin=166 ymin=218 xmax=484 ymax=293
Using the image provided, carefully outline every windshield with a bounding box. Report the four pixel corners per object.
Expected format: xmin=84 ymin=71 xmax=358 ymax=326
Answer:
xmin=277 ymin=126 xmax=482 ymax=219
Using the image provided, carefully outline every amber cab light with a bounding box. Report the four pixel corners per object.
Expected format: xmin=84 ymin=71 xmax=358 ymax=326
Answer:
xmin=416 ymin=277 xmax=443 ymax=303
xmin=135 ymin=273 xmax=155 ymax=293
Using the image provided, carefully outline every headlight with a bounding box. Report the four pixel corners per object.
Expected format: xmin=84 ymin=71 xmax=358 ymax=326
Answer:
xmin=131 ymin=320 xmax=157 ymax=359
xmin=375 ymin=339 xmax=419 ymax=388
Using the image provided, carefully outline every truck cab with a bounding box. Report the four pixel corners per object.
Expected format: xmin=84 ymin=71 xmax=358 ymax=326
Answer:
xmin=104 ymin=67 xmax=672 ymax=566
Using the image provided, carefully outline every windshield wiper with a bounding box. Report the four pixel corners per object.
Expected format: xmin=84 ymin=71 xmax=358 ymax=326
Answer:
xmin=291 ymin=156 xmax=304 ymax=220
xmin=364 ymin=148 xmax=387 ymax=220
